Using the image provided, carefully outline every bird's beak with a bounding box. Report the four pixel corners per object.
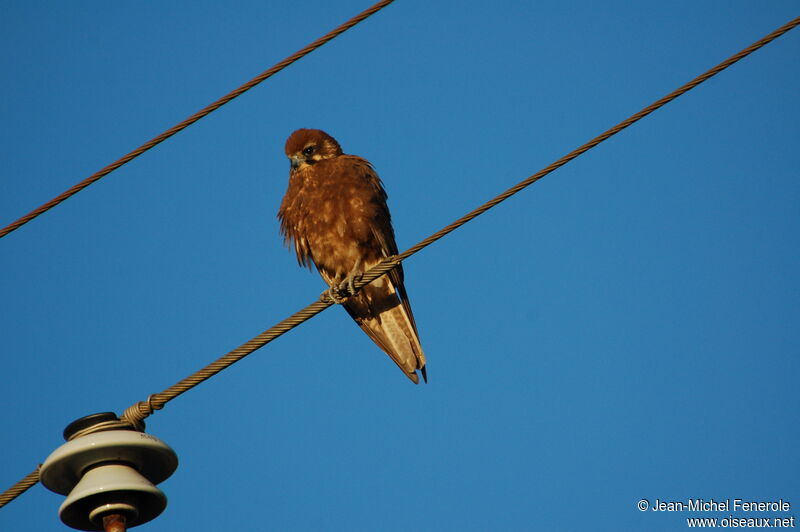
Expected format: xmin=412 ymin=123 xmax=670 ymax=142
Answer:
xmin=290 ymin=155 xmax=303 ymax=170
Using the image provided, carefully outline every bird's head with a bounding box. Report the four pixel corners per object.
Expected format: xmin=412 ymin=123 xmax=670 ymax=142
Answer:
xmin=285 ymin=128 xmax=342 ymax=170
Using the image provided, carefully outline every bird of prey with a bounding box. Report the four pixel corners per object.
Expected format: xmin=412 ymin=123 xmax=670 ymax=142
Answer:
xmin=278 ymin=128 xmax=427 ymax=384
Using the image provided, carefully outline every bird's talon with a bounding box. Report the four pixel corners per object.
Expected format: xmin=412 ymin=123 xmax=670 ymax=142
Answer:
xmin=346 ymin=274 xmax=360 ymax=297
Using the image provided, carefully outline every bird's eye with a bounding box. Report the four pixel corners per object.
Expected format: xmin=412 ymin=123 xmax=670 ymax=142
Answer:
xmin=302 ymin=146 xmax=315 ymax=156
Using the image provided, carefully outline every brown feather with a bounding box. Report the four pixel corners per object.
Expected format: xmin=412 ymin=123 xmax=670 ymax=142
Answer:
xmin=278 ymin=129 xmax=426 ymax=383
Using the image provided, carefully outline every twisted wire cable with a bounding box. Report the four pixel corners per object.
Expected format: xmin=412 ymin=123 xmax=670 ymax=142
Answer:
xmin=2 ymin=12 xmax=798 ymax=511
xmin=0 ymin=0 xmax=396 ymax=240
xmin=121 ymin=14 xmax=800 ymax=428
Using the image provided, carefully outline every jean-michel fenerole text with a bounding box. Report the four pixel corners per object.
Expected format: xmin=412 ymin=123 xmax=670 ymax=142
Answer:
xmin=650 ymin=499 xmax=791 ymax=512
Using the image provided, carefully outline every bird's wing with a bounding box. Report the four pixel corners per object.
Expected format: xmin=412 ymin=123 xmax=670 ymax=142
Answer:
xmin=344 ymin=162 xmax=426 ymax=383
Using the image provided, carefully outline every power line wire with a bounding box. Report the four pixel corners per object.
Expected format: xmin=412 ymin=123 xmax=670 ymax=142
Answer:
xmin=0 ymin=0 xmax=396 ymax=240
xmin=122 ymin=12 xmax=800 ymax=428
xmin=2 ymin=12 xmax=798 ymax=512
xmin=0 ymin=470 xmax=39 ymax=508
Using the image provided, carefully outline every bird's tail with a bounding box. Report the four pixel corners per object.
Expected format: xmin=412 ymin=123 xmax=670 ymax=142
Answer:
xmin=344 ymin=277 xmax=426 ymax=384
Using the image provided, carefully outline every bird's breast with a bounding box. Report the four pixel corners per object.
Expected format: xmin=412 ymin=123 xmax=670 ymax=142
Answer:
xmin=288 ymin=171 xmax=380 ymax=276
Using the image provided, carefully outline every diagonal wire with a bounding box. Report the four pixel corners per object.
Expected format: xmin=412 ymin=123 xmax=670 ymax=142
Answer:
xmin=122 ymin=13 xmax=800 ymax=432
xmin=0 ymin=0 xmax=396 ymax=240
xmin=0 ymin=469 xmax=40 ymax=508
xmin=392 ymin=15 xmax=800 ymax=263
xmin=2 ymin=13 xmax=798 ymax=511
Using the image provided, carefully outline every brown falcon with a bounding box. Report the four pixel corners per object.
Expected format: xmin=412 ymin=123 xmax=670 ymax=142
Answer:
xmin=278 ymin=128 xmax=427 ymax=383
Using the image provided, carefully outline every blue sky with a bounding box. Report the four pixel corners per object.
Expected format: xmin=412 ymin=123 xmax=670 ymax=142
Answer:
xmin=1 ymin=2 xmax=798 ymax=531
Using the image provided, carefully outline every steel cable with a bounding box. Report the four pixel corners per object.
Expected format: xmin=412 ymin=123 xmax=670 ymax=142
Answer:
xmin=0 ymin=0 xmax=396 ymax=240
xmin=2 ymin=12 xmax=798 ymax=511
xmin=121 ymin=13 xmax=800 ymax=435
